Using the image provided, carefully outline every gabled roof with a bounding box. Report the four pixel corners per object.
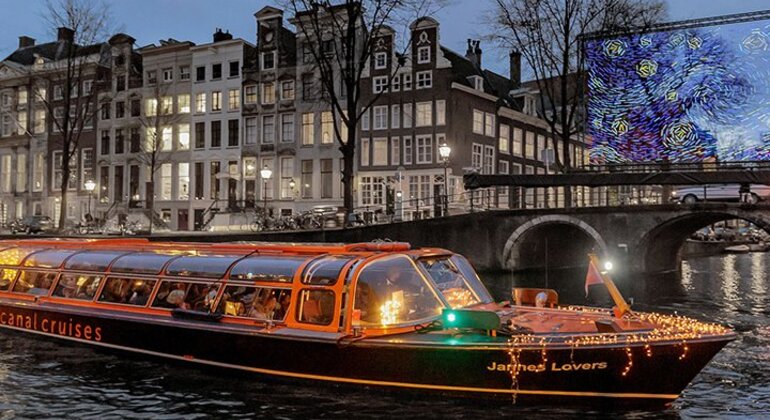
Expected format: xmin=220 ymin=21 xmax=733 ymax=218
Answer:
xmin=3 ymin=40 xmax=104 ymax=66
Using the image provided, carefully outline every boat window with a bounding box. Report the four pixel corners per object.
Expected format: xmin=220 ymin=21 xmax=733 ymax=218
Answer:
xmin=23 ymin=249 xmax=77 ymax=268
xmin=0 ymin=268 xmax=19 ymax=291
xmin=151 ymin=281 xmax=220 ymax=311
xmin=53 ymin=273 xmax=102 ymax=300
xmin=111 ymin=253 xmax=178 ymax=275
xmin=64 ymin=251 xmax=128 ymax=272
xmin=418 ymin=257 xmax=482 ymax=309
xmin=301 ymin=256 xmax=353 ymax=285
xmin=296 ymin=289 xmax=335 ymax=325
xmin=12 ymin=271 xmax=57 ymax=296
xmin=99 ymin=277 xmax=157 ymax=306
xmin=0 ymin=247 xmax=40 ymax=266
xmin=450 ymin=255 xmax=494 ymax=303
xmin=229 ymin=256 xmax=307 ymax=283
xmin=353 ymin=255 xmax=444 ymax=326
xmin=216 ymin=286 xmax=292 ymax=321
xmin=165 ymin=256 xmax=241 ymax=278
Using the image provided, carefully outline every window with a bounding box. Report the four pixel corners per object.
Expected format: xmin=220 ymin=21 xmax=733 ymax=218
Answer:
xmin=403 ymin=73 xmax=412 ymax=90
xmin=229 ymin=61 xmax=240 ymax=77
xmin=373 ymin=138 xmax=388 ymax=166
xmin=210 ymin=162 xmax=221 ymax=199
xmin=513 ymin=127 xmax=523 ymax=156
xmin=499 ymin=160 xmax=509 ymax=174
xmin=195 ymin=122 xmax=205 ymax=149
xmin=33 ymin=109 xmax=45 ymax=134
xmin=361 ymin=109 xmax=370 ymax=131
xmin=374 ymin=52 xmax=387 ymax=69
xmin=147 ymin=71 xmax=157 ymax=86
xmin=115 ymin=101 xmax=125 ymax=118
xmin=472 ymin=143 xmax=482 ymax=169
xmin=484 ymin=113 xmax=495 ymax=137
xmin=98 ymin=277 xmax=157 ymax=306
xmin=160 ymin=163 xmax=172 ymax=200
xmin=416 ymin=135 xmax=433 ymax=164
xmin=216 ymin=285 xmax=292 ymax=321
xmin=403 ymin=103 xmax=413 ymax=128
xmin=525 ymin=131 xmax=535 ymax=159
xmin=472 ymin=110 xmax=483 ymax=134
xmin=262 ymin=52 xmax=275 ymax=70
xmin=101 ymin=103 xmax=110 ymax=120
xmin=162 ymin=67 xmax=173 ymax=82
xmin=391 ymin=105 xmax=400 ymax=129
xmin=302 ymin=113 xmax=314 ymax=145
xmin=301 ymin=160 xmax=313 ymax=198
xmin=537 ymin=134 xmax=546 ymax=161
xmin=227 ymin=120 xmax=239 ymax=147
xmin=280 ymin=114 xmax=294 ymax=143
xmin=302 ymin=43 xmax=313 ymax=64
xmin=100 ymin=130 xmax=110 ymax=155
xmin=228 ymin=89 xmax=240 ymax=110
xmin=262 ymin=115 xmax=275 ymax=143
xmin=1 ymin=155 xmax=11 ymax=192
xmin=212 ymin=91 xmax=222 ymax=111
xmin=245 ymin=117 xmax=257 ymax=145
xmin=483 ymin=146 xmax=495 ymax=174
xmin=178 ymin=94 xmax=190 ymax=113
xmin=196 ymin=66 xmax=205 ymax=81
xmin=178 ymin=163 xmax=189 ymax=200
xmin=116 ymin=76 xmax=126 ymax=92
xmin=416 ymin=102 xmax=432 ymax=127
xmin=161 ymin=126 xmax=173 ymax=151
xmin=392 ymin=74 xmax=401 ymax=92
xmin=195 ymin=93 xmax=206 ymax=113
xmin=180 ymin=65 xmax=190 ymax=80
xmin=320 ymin=159 xmax=333 ymax=198
xmin=211 ymin=120 xmax=222 ymax=147
xmin=391 ymin=137 xmax=400 ymax=165
xmin=373 ymin=76 xmax=388 ymax=94
xmin=279 ymin=157 xmax=294 ymax=199
xmin=321 ymin=112 xmax=333 ymax=144
xmin=302 ymin=74 xmax=315 ymax=100
xmin=281 ymin=81 xmax=295 ymax=101
xmin=436 ymin=100 xmax=446 ymax=126
xmin=373 ymin=106 xmax=387 ymax=130
xmin=178 ymin=124 xmax=190 ymax=150
xmin=16 ymin=153 xmax=27 ymax=193
xmin=130 ymin=127 xmax=140 ymax=153
xmin=361 ymin=176 xmax=385 ymax=206
xmin=115 ymin=129 xmax=124 ymax=154
xmin=361 ymin=138 xmax=370 ymax=166
xmin=417 ymin=46 xmax=431 ymax=64
xmin=499 ymin=124 xmax=510 ymax=154
xmin=262 ymin=83 xmax=275 ymax=104
xmin=130 ymin=99 xmax=140 ymax=117
xmin=13 ymin=271 xmax=57 ymax=295
xmin=17 ymin=89 xmax=28 ymax=105
xmin=471 ymin=76 xmax=483 ymax=91
xmin=212 ymin=63 xmax=222 ymax=80
xmin=145 ymin=98 xmax=157 ymax=117
xmin=245 ymin=85 xmax=257 ymax=104
xmin=403 ymin=136 xmax=413 ymax=165
xmin=33 ymin=153 xmax=44 ymax=192
xmin=416 ymin=71 xmax=432 ymax=89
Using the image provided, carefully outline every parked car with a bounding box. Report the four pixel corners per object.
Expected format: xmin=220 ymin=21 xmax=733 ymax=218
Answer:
xmin=9 ymin=216 xmax=54 ymax=234
xmin=671 ymin=184 xmax=770 ymax=204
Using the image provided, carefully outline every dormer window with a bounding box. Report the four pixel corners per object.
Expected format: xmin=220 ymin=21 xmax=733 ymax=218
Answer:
xmin=469 ymin=76 xmax=483 ymax=91
xmin=374 ymin=52 xmax=387 ymax=70
xmin=417 ymin=46 xmax=431 ymax=64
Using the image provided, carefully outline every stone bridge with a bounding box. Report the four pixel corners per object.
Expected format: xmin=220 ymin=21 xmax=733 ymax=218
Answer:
xmin=149 ymin=202 xmax=770 ymax=275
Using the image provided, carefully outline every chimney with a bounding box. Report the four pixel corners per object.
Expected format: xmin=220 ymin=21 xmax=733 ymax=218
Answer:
xmin=510 ymin=51 xmax=521 ymax=89
xmin=465 ymin=39 xmax=482 ymax=67
xmin=465 ymin=39 xmax=474 ymax=62
xmin=213 ymin=28 xmax=233 ymax=43
xmin=474 ymin=40 xmax=482 ymax=68
xmin=18 ymin=36 xmax=35 ymax=48
xmin=57 ymin=27 xmax=74 ymax=43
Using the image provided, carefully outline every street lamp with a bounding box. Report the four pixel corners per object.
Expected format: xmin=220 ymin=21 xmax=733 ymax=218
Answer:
xmin=438 ymin=142 xmax=451 ymax=217
xmin=260 ymin=165 xmax=272 ymax=219
xmin=84 ymin=179 xmax=96 ymax=219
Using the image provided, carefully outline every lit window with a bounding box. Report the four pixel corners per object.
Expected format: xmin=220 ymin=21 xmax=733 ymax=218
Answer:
xmin=416 ymin=135 xmax=433 ymax=164
xmin=484 ymin=113 xmax=495 ymax=137
xmin=244 ymin=85 xmax=257 ymax=104
xmin=178 ymin=94 xmax=190 ymax=113
xmin=499 ymin=124 xmax=510 ymax=154
xmin=262 ymin=83 xmax=275 ymax=104
xmin=281 ymin=81 xmax=295 ymax=101
xmin=212 ymin=91 xmax=222 ymax=111
xmin=415 ymin=102 xmax=432 ymax=127
xmin=472 ymin=110 xmax=483 ymax=134
xmin=195 ymin=93 xmax=206 ymax=113
xmin=373 ymin=106 xmax=388 ymax=130
xmin=228 ymin=89 xmax=240 ymax=110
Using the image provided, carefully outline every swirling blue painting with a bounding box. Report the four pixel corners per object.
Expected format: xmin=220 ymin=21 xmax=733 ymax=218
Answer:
xmin=586 ymin=16 xmax=770 ymax=163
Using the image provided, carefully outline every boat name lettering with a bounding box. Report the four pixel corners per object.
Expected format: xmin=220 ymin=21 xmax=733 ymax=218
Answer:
xmin=486 ymin=361 xmax=608 ymax=373
xmin=0 ymin=309 xmax=102 ymax=342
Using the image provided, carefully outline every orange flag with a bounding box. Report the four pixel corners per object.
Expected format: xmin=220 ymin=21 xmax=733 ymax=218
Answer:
xmin=585 ymin=258 xmax=604 ymax=297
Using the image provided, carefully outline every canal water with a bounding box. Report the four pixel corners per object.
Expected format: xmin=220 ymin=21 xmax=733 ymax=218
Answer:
xmin=0 ymin=253 xmax=767 ymax=419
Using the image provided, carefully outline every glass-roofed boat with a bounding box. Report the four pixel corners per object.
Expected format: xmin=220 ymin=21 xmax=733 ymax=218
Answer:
xmin=0 ymin=238 xmax=734 ymax=406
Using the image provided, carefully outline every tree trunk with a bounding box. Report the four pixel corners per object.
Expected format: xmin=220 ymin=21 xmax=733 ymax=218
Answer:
xmin=58 ymin=164 xmax=70 ymax=232
xmin=341 ymin=142 xmax=355 ymax=225
xmin=146 ymin=180 xmax=155 ymax=235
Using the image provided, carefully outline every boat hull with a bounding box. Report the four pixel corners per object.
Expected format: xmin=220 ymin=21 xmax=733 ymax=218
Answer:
xmin=0 ymin=300 xmax=732 ymax=406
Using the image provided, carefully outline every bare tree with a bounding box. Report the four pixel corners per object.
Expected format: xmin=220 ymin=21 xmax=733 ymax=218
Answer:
xmin=134 ymin=82 xmax=182 ymax=234
xmin=488 ymin=0 xmax=665 ymax=205
xmin=284 ymin=0 xmax=444 ymax=219
xmin=37 ymin=0 xmax=115 ymax=230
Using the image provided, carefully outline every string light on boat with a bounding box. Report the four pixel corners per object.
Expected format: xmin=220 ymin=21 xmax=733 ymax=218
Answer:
xmin=603 ymin=260 xmax=614 ymax=272
xmin=379 ymin=299 xmax=402 ymax=325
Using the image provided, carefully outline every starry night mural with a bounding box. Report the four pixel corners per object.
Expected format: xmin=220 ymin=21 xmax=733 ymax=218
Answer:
xmin=586 ymin=15 xmax=770 ymax=163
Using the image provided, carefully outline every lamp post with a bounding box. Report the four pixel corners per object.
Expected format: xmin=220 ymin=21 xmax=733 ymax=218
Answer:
xmin=84 ymin=179 xmax=96 ymax=219
xmin=438 ymin=143 xmax=451 ymax=217
xmin=289 ymin=178 xmax=296 ymax=197
xmin=260 ymin=165 xmax=272 ymax=221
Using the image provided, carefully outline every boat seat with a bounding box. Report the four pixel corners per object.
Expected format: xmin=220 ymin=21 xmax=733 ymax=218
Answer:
xmin=513 ymin=288 xmax=559 ymax=308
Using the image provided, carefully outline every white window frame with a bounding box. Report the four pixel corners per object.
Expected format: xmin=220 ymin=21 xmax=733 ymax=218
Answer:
xmin=499 ymin=124 xmax=510 ymax=154
xmin=374 ymin=52 xmax=387 ymax=70
xmin=417 ymin=46 xmax=431 ymax=64
xmin=415 ymin=135 xmax=433 ymax=164
xmin=373 ymin=76 xmax=388 ymax=94
xmin=391 ymin=104 xmax=400 ymax=129
xmin=472 ymin=109 xmax=484 ymax=134
xmin=416 ymin=71 xmax=432 ymax=89
xmin=373 ymin=105 xmax=388 ymax=130
xmin=415 ymin=102 xmax=432 ymax=127
xmin=372 ymin=137 xmax=388 ymax=166
xmin=484 ymin=113 xmax=495 ymax=137
xmin=391 ymin=136 xmax=400 ymax=166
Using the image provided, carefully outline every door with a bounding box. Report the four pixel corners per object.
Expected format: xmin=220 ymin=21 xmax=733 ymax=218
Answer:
xmin=177 ymin=209 xmax=189 ymax=231
xmin=228 ymin=179 xmax=238 ymax=210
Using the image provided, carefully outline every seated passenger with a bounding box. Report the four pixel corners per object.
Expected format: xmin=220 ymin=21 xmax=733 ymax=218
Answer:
xmin=29 ymin=274 xmax=54 ymax=296
xmin=129 ymin=283 xmax=151 ymax=306
xmin=249 ymin=295 xmax=277 ymax=320
xmin=273 ymin=292 xmax=291 ymax=320
xmin=166 ymin=283 xmax=188 ymax=309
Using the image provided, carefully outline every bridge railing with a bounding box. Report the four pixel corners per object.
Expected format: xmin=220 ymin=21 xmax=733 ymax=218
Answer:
xmin=579 ymin=160 xmax=770 ymax=174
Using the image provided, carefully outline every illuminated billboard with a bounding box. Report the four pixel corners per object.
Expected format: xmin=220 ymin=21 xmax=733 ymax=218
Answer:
xmin=585 ymin=13 xmax=770 ymax=163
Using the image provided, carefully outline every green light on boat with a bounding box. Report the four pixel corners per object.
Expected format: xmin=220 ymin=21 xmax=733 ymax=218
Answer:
xmin=441 ymin=308 xmax=500 ymax=330
xmin=446 ymin=312 xmax=457 ymax=323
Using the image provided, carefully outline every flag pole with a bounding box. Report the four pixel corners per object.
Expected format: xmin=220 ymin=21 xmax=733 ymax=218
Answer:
xmin=588 ymin=253 xmax=631 ymax=317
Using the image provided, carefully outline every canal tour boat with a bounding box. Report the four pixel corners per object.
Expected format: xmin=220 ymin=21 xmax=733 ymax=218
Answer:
xmin=0 ymin=238 xmax=734 ymax=406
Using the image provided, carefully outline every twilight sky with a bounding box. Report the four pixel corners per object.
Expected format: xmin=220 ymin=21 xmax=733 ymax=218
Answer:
xmin=1 ymin=0 xmax=769 ymax=78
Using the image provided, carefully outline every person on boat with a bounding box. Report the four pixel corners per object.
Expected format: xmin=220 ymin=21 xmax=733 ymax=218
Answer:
xmin=129 ymin=283 xmax=151 ymax=306
xmin=250 ymin=295 xmax=277 ymax=320
xmin=28 ymin=273 xmax=54 ymax=296
xmin=273 ymin=292 xmax=291 ymax=320
xmin=166 ymin=283 xmax=188 ymax=309
xmin=203 ymin=286 xmax=219 ymax=311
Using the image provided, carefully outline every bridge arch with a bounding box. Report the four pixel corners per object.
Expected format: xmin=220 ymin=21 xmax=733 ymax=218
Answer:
xmin=634 ymin=209 xmax=770 ymax=274
xmin=502 ymin=215 xmax=608 ymax=270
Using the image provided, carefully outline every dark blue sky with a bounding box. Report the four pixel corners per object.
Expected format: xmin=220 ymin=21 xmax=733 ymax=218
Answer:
xmin=1 ymin=0 xmax=769 ymax=77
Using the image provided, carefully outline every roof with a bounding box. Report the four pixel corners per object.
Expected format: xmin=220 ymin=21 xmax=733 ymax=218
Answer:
xmin=3 ymin=40 xmax=105 ymax=66
xmin=440 ymin=46 xmax=516 ymax=108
